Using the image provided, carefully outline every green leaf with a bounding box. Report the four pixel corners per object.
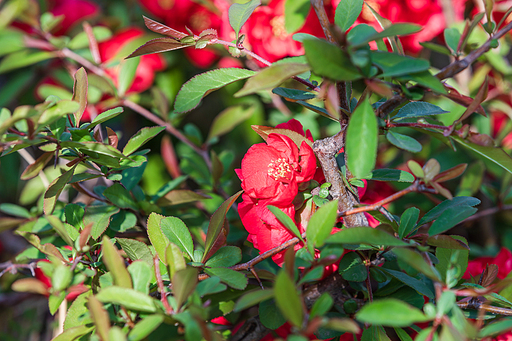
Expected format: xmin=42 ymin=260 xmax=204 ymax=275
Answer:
xmin=234 ymin=289 xmax=275 ymax=312
xmin=363 ymin=169 xmax=414 ymax=182
xmin=166 ymin=243 xmax=186 ymax=280
xmin=306 ymin=199 xmax=338 ymax=254
xmin=64 ymin=292 xmax=92 ymax=330
xmin=360 ymin=23 xmax=422 ymax=46
xmin=207 ymin=104 xmax=254 ymax=142
xmin=0 ymin=203 xmax=31 ymax=218
xmin=303 ymin=38 xmax=362 ymax=81
xmin=284 ymin=0 xmax=310 ymax=33
xmin=102 ymin=236 xmax=133 ymax=289
xmin=46 ymin=215 xmax=74 ymax=247
xmin=160 ymin=216 xmax=194 ymax=259
xmin=52 ymin=325 xmax=93 ymax=341
xmin=84 ymin=204 xmax=120 ymax=240
xmin=88 ymin=296 xmax=110 ymax=341
xmin=272 ymin=87 xmax=316 ymax=101
xmin=172 ymin=267 xmax=198 ymax=310
xmin=103 ymin=183 xmax=138 ymax=210
xmin=49 ymin=292 xmax=66 ymax=315
xmin=202 ymin=191 xmax=242 ymax=263
xmin=356 ymin=298 xmax=428 ymax=327
xmin=346 ymin=98 xmax=378 ymax=178
xmin=417 ymin=197 xmax=480 ymax=227
xmin=444 ymin=28 xmax=461 ymax=54
xmin=96 ymin=286 xmax=158 ymax=313
xmin=386 ymin=131 xmax=422 ymax=153
xmin=339 ymin=252 xmax=367 ymax=282
xmin=396 ymin=70 xmax=447 ymax=94
xmin=335 ymin=0 xmax=363 ymax=32
xmin=123 ymin=126 xmax=165 ymax=156
xmin=128 ymin=261 xmax=152 ymax=294
xmin=393 ymin=248 xmax=441 ymax=281
xmin=228 ymin=0 xmax=261 ymax=39
xmin=428 ymin=206 xmax=477 ymax=236
xmin=398 ymin=207 xmax=420 ymax=239
xmin=371 ymin=51 xmax=430 ymax=77
xmin=204 ymin=267 xmax=248 ymax=290
xmin=118 ymin=58 xmax=139 ymax=97
xmin=310 ymin=293 xmax=334 ymax=319
xmin=88 ymin=107 xmax=124 ymax=130
xmin=146 ymin=213 xmax=167 ymax=264
xmin=260 ymin=299 xmax=286 ymax=330
xmin=20 ymin=152 xmax=54 ymax=181
xmin=391 ymin=101 xmax=449 ymax=121
xmin=0 ymin=50 xmax=55 ymax=74
xmin=65 ymin=204 xmax=84 ymax=230
xmin=274 ymin=271 xmax=303 ymax=327
xmin=52 ymin=264 xmax=73 ymax=292
xmin=128 ymin=314 xmax=164 ymax=341
xmin=39 ymin=100 xmax=80 ymax=127
xmin=326 ymin=227 xmax=408 ymax=246
xmin=44 ymin=165 xmax=77 ymax=215
xmin=267 ymin=205 xmax=304 ymax=242
xmin=479 ymin=318 xmax=512 ymax=338
xmin=205 ymin=246 xmax=242 ymax=268
xmin=235 ymin=63 xmax=310 ymax=97
xmin=382 ymin=268 xmax=435 ymax=300
xmin=457 ymin=161 xmax=484 ymax=197
xmin=174 ymin=68 xmax=255 ymax=113
xmin=117 ymin=238 xmax=154 ymax=267
xmin=71 ymin=67 xmax=88 ymax=125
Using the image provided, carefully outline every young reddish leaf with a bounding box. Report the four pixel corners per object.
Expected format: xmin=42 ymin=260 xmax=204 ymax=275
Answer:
xmin=161 ymin=135 xmax=181 ymax=179
xmin=20 ymin=151 xmax=53 ymax=180
xmin=172 ymin=267 xmax=198 ymax=310
xmin=201 ymin=190 xmax=242 ymax=263
xmin=365 ymin=79 xmax=393 ymax=97
xmin=126 ymin=38 xmax=191 ymax=59
xmin=72 ymin=67 xmax=88 ymax=126
xmin=102 ymin=236 xmax=133 ymax=289
xmin=430 ymin=181 xmax=453 ymax=200
xmin=454 ymin=77 xmax=488 ymax=125
xmin=16 ymin=231 xmax=69 ymax=263
xmin=11 ymin=278 xmax=49 ymax=295
xmin=442 ymin=84 xmax=486 ymax=116
xmin=78 ymin=222 xmax=92 ymax=251
xmin=44 ymin=165 xmax=77 ymax=215
xmin=88 ymin=296 xmax=110 ymax=341
xmin=481 ymin=264 xmax=499 ymax=287
xmin=433 ymin=163 xmax=467 ymax=183
xmin=143 ymin=16 xmax=187 ymax=40
xmin=106 ymin=127 xmax=118 ymax=149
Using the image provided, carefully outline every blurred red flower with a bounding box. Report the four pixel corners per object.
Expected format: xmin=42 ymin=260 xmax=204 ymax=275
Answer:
xmin=35 ymin=259 xmax=88 ymax=301
xmin=349 ymin=0 xmax=466 ymax=53
xmin=49 ymin=0 xmax=100 ymax=36
xmin=98 ymin=27 xmax=166 ymax=95
xmin=463 ymin=247 xmax=512 ymax=280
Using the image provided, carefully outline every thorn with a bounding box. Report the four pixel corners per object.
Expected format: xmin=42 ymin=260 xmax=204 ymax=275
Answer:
xmin=249 ymin=267 xmax=264 ymax=290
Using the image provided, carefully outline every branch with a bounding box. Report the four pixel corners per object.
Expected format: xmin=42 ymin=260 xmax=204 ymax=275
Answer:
xmin=313 ymin=131 xmax=368 ymax=227
xmin=339 ymin=181 xmax=436 ymax=217
xmin=154 ymin=256 xmax=173 ymax=314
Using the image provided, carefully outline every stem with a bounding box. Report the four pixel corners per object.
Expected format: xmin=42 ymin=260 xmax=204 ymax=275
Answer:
xmin=60 ymin=48 xmax=105 ymax=76
xmin=339 ymin=182 xmax=435 ymax=217
xmin=386 ymin=121 xmax=450 ymax=131
xmin=122 ymin=99 xmax=212 ymax=169
xmin=154 ymin=256 xmax=173 ymax=314
xmin=215 ymin=39 xmax=320 ymax=91
xmin=460 ymin=204 xmax=512 ymax=224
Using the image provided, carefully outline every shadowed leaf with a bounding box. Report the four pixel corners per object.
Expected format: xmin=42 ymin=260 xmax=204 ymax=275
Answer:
xmin=127 ymin=38 xmax=191 ymax=59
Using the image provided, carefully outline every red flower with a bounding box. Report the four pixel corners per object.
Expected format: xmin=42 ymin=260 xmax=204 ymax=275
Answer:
xmin=49 ymin=0 xmax=99 ymax=36
xmin=350 ymin=0 xmax=466 ymax=54
xmin=34 ymin=260 xmax=88 ymax=301
xmin=244 ymin=0 xmax=331 ymax=64
xmin=98 ymin=27 xmax=166 ymax=94
xmin=237 ymin=133 xmax=316 ymax=206
xmin=463 ymin=247 xmax=512 ymax=280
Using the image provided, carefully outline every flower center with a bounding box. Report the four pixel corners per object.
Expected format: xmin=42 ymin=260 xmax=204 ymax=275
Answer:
xmin=270 ymin=16 xmax=287 ymax=38
xmin=267 ymin=158 xmax=293 ymax=182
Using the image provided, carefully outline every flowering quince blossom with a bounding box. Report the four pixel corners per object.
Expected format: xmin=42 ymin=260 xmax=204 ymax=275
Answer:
xmin=48 ymin=0 xmax=100 ymax=36
xmin=35 ymin=260 xmax=88 ymax=301
xmin=463 ymin=247 xmax=512 ymax=280
xmin=98 ymin=27 xmax=166 ymax=95
xmin=349 ymin=0 xmax=466 ymax=53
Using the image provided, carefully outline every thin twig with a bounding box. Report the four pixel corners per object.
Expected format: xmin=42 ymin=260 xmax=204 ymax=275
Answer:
xmin=460 ymin=205 xmax=512 ymax=224
xmin=154 ymin=256 xmax=173 ymax=314
xmin=60 ymin=48 xmax=105 ymax=76
xmin=122 ymin=99 xmax=212 ymax=169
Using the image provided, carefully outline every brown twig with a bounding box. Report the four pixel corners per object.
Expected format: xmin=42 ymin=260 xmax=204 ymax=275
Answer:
xmin=154 ymin=256 xmax=173 ymax=314
xmin=459 ymin=204 xmax=512 ymax=225
xmin=339 ymin=181 xmax=436 ymax=217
